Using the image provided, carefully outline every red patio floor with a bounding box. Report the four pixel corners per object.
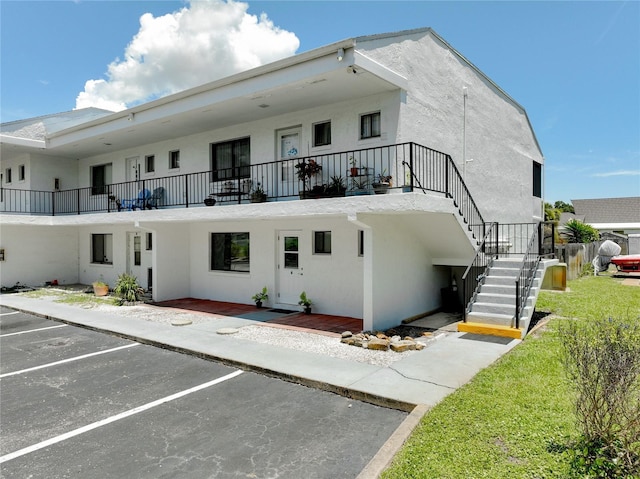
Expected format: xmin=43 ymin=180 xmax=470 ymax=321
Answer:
xmin=152 ymin=298 xmax=363 ymax=336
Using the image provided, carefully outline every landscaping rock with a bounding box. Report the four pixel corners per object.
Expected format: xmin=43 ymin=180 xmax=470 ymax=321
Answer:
xmin=390 ymin=340 xmax=417 ymax=353
xmin=216 ymin=327 xmax=239 ymax=335
xmin=367 ymin=337 xmax=390 ymax=351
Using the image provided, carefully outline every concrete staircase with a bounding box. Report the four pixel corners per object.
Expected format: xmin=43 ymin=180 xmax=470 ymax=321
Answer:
xmin=458 ymin=256 xmax=558 ymax=339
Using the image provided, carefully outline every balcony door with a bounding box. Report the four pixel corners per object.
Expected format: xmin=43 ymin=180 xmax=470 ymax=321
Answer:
xmin=277 ymin=127 xmax=301 ymax=197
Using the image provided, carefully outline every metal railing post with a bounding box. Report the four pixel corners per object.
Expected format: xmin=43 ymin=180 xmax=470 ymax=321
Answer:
xmin=51 ymin=191 xmax=55 ymax=216
xmin=185 ymin=174 xmax=189 ymax=208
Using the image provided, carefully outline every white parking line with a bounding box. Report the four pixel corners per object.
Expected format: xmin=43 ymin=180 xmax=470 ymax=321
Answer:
xmin=0 ymin=343 xmax=140 ymax=379
xmin=0 ymin=370 xmax=244 ymax=464
xmin=0 ymin=311 xmax=20 ymax=316
xmin=1 ymin=324 xmax=68 ymax=338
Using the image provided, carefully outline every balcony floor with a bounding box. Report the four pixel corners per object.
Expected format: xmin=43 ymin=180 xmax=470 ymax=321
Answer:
xmin=152 ymin=298 xmax=363 ymax=335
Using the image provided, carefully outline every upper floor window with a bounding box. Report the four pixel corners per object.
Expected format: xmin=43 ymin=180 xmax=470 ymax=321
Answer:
xmin=91 ymin=163 xmax=112 ymax=195
xmin=210 ymin=232 xmax=250 ymax=272
xmin=18 ymin=165 xmax=25 ymax=181
xmin=146 ymin=232 xmax=153 ymax=251
xmin=5 ymin=168 xmax=12 ymax=184
xmin=313 ymin=121 xmax=331 ymax=147
xmin=533 ymin=161 xmax=542 ymax=198
xmin=145 ymin=155 xmax=155 ymax=173
xmin=169 ymin=150 xmax=180 ymax=169
xmin=211 ymin=137 xmax=250 ymax=181
xmin=360 ymin=111 xmax=381 ymax=139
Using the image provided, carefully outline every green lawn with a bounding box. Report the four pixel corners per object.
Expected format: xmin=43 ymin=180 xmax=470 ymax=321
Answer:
xmin=382 ymin=274 xmax=640 ymax=479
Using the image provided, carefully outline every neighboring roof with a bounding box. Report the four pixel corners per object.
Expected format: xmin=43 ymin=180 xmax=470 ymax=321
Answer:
xmin=572 ymin=197 xmax=640 ymax=224
xmin=0 ymin=108 xmax=114 ymax=141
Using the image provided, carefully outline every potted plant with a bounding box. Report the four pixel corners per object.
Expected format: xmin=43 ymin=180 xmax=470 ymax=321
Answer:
xmin=204 ymin=194 xmax=216 ymax=206
xmin=326 ymin=175 xmax=346 ymax=197
xmin=295 ymin=159 xmax=322 ymax=198
xmin=92 ymin=278 xmax=109 ymax=296
xmin=251 ymin=286 xmax=269 ymax=308
xmin=298 ymin=291 xmax=313 ymax=314
xmin=372 ymin=170 xmax=392 ymax=194
xmin=250 ymin=182 xmax=267 ymax=203
xmin=349 ymin=156 xmax=359 ymax=177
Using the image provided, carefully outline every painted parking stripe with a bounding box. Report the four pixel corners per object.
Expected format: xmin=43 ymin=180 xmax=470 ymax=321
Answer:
xmin=0 ymin=370 xmax=244 ymax=464
xmin=0 ymin=311 xmax=20 ymax=316
xmin=0 ymin=343 xmax=140 ymax=379
xmin=0 ymin=324 xmax=68 ymax=338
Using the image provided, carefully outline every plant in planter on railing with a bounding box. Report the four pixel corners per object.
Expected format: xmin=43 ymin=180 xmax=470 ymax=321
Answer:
xmin=326 ymin=175 xmax=346 ymax=197
xmin=298 ymin=291 xmax=313 ymax=314
xmin=250 ymin=182 xmax=267 ymax=203
xmin=372 ymin=170 xmax=393 ymax=194
xmin=295 ymin=159 xmax=322 ymax=196
xmin=113 ymin=273 xmax=144 ymax=305
xmin=251 ymin=286 xmax=269 ymax=308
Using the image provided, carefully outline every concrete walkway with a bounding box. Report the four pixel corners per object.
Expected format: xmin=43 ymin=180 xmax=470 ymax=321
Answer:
xmin=0 ymin=294 xmax=520 ymax=412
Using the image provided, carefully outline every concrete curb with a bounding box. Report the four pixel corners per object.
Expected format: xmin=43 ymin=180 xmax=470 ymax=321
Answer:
xmin=357 ymin=404 xmax=430 ymax=478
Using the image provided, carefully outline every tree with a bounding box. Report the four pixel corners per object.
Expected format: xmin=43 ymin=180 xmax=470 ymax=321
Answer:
xmin=563 ymin=219 xmax=599 ymax=243
xmin=554 ymin=200 xmax=575 ymax=213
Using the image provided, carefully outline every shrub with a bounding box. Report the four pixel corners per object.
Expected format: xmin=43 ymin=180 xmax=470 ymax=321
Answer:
xmin=563 ymin=219 xmax=600 ymax=243
xmin=559 ymin=316 xmax=640 ymax=477
xmin=113 ymin=273 xmax=144 ymax=305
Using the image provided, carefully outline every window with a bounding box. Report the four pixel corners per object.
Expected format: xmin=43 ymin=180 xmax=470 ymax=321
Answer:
xmin=211 ymin=137 xmax=250 ymax=181
xmin=91 ymin=234 xmax=113 ymax=264
xmin=169 ymin=150 xmax=180 ymax=169
xmin=91 ymin=163 xmax=112 ymax=195
xmin=211 ymin=232 xmax=250 ymax=272
xmin=133 ymin=236 xmax=141 ymax=266
xmin=533 ymin=161 xmax=542 ymax=198
xmin=5 ymin=168 xmax=12 ymax=184
xmin=18 ymin=165 xmax=25 ymax=181
xmin=314 ymin=231 xmax=332 ymax=254
xmin=358 ymin=230 xmax=364 ymax=257
xmin=146 ymin=232 xmax=153 ymax=251
xmin=360 ymin=111 xmax=381 ymax=139
xmin=313 ymin=121 xmax=331 ymax=147
xmin=145 ymin=155 xmax=155 ymax=173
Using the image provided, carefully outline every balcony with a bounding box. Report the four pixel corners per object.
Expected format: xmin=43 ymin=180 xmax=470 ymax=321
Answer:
xmin=0 ymin=142 xmax=483 ymax=235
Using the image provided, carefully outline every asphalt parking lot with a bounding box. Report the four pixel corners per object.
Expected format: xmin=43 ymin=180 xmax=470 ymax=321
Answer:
xmin=0 ymin=306 xmax=407 ymax=478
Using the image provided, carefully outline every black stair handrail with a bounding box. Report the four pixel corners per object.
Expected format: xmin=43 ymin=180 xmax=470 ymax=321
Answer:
xmin=514 ymin=222 xmax=543 ymax=329
xmin=461 ymin=222 xmax=498 ymax=322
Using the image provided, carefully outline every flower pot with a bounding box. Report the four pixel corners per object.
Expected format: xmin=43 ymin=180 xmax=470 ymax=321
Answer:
xmin=204 ymin=197 xmax=216 ymax=206
xmin=256 ymin=301 xmax=262 ymax=309
xmin=93 ymin=284 xmax=109 ymax=296
xmin=350 ymin=167 xmax=359 ymax=177
xmin=303 ymin=306 xmax=312 ymax=315
xmin=372 ymin=182 xmax=390 ymax=194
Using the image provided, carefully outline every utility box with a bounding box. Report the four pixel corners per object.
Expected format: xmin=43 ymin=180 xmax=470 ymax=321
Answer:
xmin=542 ymin=263 xmax=567 ymax=291
xmin=629 ymin=234 xmax=640 ymax=255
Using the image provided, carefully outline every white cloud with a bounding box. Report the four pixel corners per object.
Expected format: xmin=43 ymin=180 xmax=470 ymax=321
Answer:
xmin=591 ymin=170 xmax=640 ymax=177
xmin=75 ymin=0 xmax=299 ymax=111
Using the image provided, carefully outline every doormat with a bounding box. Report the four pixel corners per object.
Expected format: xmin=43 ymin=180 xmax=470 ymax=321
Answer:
xmin=269 ymin=308 xmax=297 ymax=314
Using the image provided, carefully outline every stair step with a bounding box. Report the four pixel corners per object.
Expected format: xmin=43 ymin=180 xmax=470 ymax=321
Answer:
xmin=476 ymin=292 xmax=532 ymax=306
xmin=465 ymin=311 xmax=514 ymax=327
xmin=458 ymin=321 xmax=523 ymax=339
xmin=469 ymin=302 xmax=515 ymax=316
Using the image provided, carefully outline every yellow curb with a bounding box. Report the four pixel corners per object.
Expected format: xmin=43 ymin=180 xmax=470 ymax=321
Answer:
xmin=457 ymin=322 xmax=523 ymax=339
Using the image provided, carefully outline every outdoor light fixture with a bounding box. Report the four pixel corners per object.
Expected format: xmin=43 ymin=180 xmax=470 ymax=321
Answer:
xmin=337 ymin=48 xmax=344 ymax=61
xmin=127 ymin=113 xmax=134 ymax=121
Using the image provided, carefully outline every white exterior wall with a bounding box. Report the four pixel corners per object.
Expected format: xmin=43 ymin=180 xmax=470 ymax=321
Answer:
xmin=30 ymin=154 xmax=78 ymax=192
xmin=76 ymin=92 xmax=400 ymax=190
xmin=357 ymin=31 xmax=544 ymax=223
xmin=0 ymin=225 xmax=79 ymax=287
xmin=188 ymin=217 xmax=364 ymax=317
xmin=363 ymin=215 xmax=449 ymax=331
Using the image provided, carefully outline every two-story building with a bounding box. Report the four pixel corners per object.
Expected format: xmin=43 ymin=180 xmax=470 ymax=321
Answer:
xmin=0 ymin=28 xmax=546 ymax=334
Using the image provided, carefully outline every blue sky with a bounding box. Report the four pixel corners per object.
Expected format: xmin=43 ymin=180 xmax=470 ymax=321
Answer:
xmin=1 ymin=0 xmax=639 ymax=204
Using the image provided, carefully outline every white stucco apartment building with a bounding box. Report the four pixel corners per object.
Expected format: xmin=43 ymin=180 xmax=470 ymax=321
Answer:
xmin=0 ymin=28 xmax=545 ymax=332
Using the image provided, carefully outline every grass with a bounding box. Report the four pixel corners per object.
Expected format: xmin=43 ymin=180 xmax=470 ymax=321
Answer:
xmin=382 ymin=273 xmax=640 ymax=479
xmin=19 ymin=288 xmax=119 ymax=307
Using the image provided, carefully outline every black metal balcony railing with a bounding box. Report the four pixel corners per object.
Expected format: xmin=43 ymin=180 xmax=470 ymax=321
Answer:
xmin=0 ymin=142 xmax=483 ymax=235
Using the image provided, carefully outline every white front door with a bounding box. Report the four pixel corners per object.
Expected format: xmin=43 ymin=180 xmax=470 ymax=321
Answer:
xmin=126 ymin=156 xmax=140 ymax=183
xmin=126 ymin=232 xmax=144 ymax=287
xmin=277 ymin=127 xmax=301 ymax=197
xmin=277 ymin=231 xmax=303 ymax=305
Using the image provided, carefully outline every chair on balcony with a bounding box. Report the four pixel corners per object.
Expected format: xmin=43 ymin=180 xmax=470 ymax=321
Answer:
xmin=121 ymin=189 xmax=151 ymax=211
xmin=147 ymin=187 xmax=165 ymax=209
